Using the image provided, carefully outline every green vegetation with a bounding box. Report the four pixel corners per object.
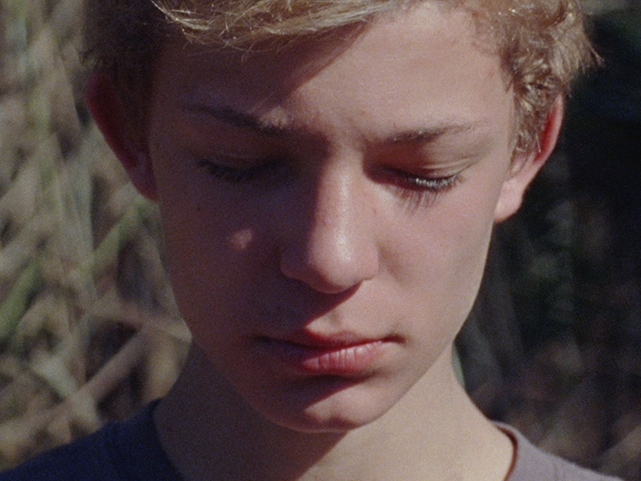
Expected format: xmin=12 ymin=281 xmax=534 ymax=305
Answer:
xmin=0 ymin=0 xmax=639 ymax=478
xmin=0 ymin=0 xmax=187 ymax=469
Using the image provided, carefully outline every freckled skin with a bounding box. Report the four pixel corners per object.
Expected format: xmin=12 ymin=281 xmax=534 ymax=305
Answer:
xmin=87 ymin=3 xmax=562 ymax=480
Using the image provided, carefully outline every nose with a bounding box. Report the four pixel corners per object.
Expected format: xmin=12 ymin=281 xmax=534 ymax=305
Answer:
xmin=279 ymin=164 xmax=379 ymax=294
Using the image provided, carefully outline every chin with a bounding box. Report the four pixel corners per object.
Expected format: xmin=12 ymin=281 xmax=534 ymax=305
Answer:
xmin=267 ymin=408 xmax=383 ymax=434
xmin=254 ymin=377 xmax=403 ymax=434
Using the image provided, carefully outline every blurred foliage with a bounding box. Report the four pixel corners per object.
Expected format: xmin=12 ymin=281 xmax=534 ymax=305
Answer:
xmin=0 ymin=0 xmax=188 ymax=470
xmin=0 ymin=1 xmax=639 ymax=480
xmin=458 ymin=4 xmax=641 ymax=479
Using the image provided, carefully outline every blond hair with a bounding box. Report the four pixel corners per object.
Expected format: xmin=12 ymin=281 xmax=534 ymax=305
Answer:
xmin=84 ymin=0 xmax=596 ymax=153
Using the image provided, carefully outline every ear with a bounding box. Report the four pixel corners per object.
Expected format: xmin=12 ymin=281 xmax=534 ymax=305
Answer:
xmin=494 ymin=96 xmax=565 ymax=223
xmin=86 ymin=72 xmax=157 ymax=201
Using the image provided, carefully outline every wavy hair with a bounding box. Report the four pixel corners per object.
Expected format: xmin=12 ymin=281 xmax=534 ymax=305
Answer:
xmin=84 ymin=0 xmax=596 ymax=153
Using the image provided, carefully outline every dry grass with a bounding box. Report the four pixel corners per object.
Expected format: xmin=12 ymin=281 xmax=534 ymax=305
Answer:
xmin=0 ymin=0 xmax=188 ymax=469
xmin=0 ymin=1 xmax=639 ymax=479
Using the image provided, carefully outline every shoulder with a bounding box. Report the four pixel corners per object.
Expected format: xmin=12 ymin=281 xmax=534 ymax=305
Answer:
xmin=0 ymin=424 xmax=121 ymax=481
xmin=499 ymin=423 xmax=623 ymax=481
xmin=0 ymin=402 xmax=181 ymax=481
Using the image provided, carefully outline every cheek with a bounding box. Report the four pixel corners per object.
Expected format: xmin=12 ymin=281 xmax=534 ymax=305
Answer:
xmin=153 ymin=161 xmax=255 ymax=317
xmin=160 ymin=200 xmax=258 ymax=292
xmin=384 ymin=171 xmax=504 ymax=329
xmin=437 ymin=179 xmax=503 ymax=299
xmin=158 ymin=206 xmax=264 ymax=361
xmin=154 ymin=150 xmax=258 ymax=258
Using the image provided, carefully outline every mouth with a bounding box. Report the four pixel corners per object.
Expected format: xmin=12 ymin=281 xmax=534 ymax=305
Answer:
xmin=257 ymin=333 xmax=393 ymax=376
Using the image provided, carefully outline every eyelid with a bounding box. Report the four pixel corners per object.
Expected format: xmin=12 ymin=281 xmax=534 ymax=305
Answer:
xmin=200 ymin=150 xmax=263 ymax=166
xmin=196 ymin=155 xmax=283 ymax=184
xmin=379 ymin=166 xmax=466 ymax=210
xmin=389 ymin=167 xmax=463 ymax=189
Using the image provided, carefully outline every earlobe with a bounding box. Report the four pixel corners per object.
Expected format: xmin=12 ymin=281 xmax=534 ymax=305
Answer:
xmin=494 ymin=96 xmax=565 ymax=223
xmin=86 ymin=72 xmax=158 ymax=201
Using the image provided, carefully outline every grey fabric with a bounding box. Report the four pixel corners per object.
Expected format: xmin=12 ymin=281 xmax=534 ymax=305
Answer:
xmin=499 ymin=424 xmax=622 ymax=481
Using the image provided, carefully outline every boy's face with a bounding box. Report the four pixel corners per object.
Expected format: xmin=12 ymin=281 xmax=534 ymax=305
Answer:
xmin=138 ymin=3 xmax=545 ymax=432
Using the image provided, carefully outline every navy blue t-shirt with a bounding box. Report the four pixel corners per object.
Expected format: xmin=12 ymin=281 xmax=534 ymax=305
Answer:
xmin=0 ymin=403 xmax=181 ymax=481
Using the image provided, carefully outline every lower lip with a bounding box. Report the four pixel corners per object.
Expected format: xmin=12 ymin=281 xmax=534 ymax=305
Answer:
xmin=260 ymin=339 xmax=388 ymax=375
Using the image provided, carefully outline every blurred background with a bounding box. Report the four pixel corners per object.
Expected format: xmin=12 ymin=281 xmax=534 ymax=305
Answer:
xmin=0 ymin=0 xmax=639 ymax=478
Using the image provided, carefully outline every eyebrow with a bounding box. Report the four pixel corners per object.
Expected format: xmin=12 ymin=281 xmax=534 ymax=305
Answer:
xmin=183 ymin=103 xmax=483 ymax=144
xmin=182 ymin=104 xmax=288 ymax=137
xmin=383 ymin=123 xmax=482 ymax=146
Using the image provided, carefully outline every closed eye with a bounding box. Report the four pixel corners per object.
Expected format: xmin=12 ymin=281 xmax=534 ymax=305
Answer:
xmin=382 ymin=168 xmax=464 ymax=209
xmin=196 ymin=158 xmax=282 ymax=184
xmin=388 ymin=168 xmax=461 ymax=191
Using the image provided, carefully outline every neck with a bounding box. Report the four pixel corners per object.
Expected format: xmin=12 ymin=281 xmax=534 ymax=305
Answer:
xmin=154 ymin=346 xmax=513 ymax=481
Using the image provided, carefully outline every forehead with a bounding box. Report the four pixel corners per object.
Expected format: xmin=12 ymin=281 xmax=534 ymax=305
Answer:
xmin=150 ymin=2 xmax=512 ymax=140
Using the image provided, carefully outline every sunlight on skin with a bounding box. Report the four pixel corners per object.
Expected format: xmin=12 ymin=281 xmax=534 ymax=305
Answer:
xmin=228 ymin=229 xmax=254 ymax=251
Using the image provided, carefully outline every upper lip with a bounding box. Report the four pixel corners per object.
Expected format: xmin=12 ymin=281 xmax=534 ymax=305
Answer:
xmin=261 ymin=330 xmax=393 ymax=349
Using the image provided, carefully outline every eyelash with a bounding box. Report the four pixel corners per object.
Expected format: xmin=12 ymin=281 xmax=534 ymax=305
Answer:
xmin=196 ymin=158 xmax=281 ymax=183
xmin=197 ymin=158 xmax=462 ymax=207
xmin=389 ymin=168 xmax=461 ymax=191
xmin=385 ymin=168 xmax=462 ymax=208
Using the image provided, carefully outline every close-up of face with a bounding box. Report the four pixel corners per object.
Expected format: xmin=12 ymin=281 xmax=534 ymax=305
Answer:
xmin=125 ymin=2 xmax=554 ymax=433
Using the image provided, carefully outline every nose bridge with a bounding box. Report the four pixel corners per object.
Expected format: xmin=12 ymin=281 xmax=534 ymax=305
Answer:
xmin=279 ymin=160 xmax=379 ymax=293
xmin=313 ymin=164 xmax=353 ymax=260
